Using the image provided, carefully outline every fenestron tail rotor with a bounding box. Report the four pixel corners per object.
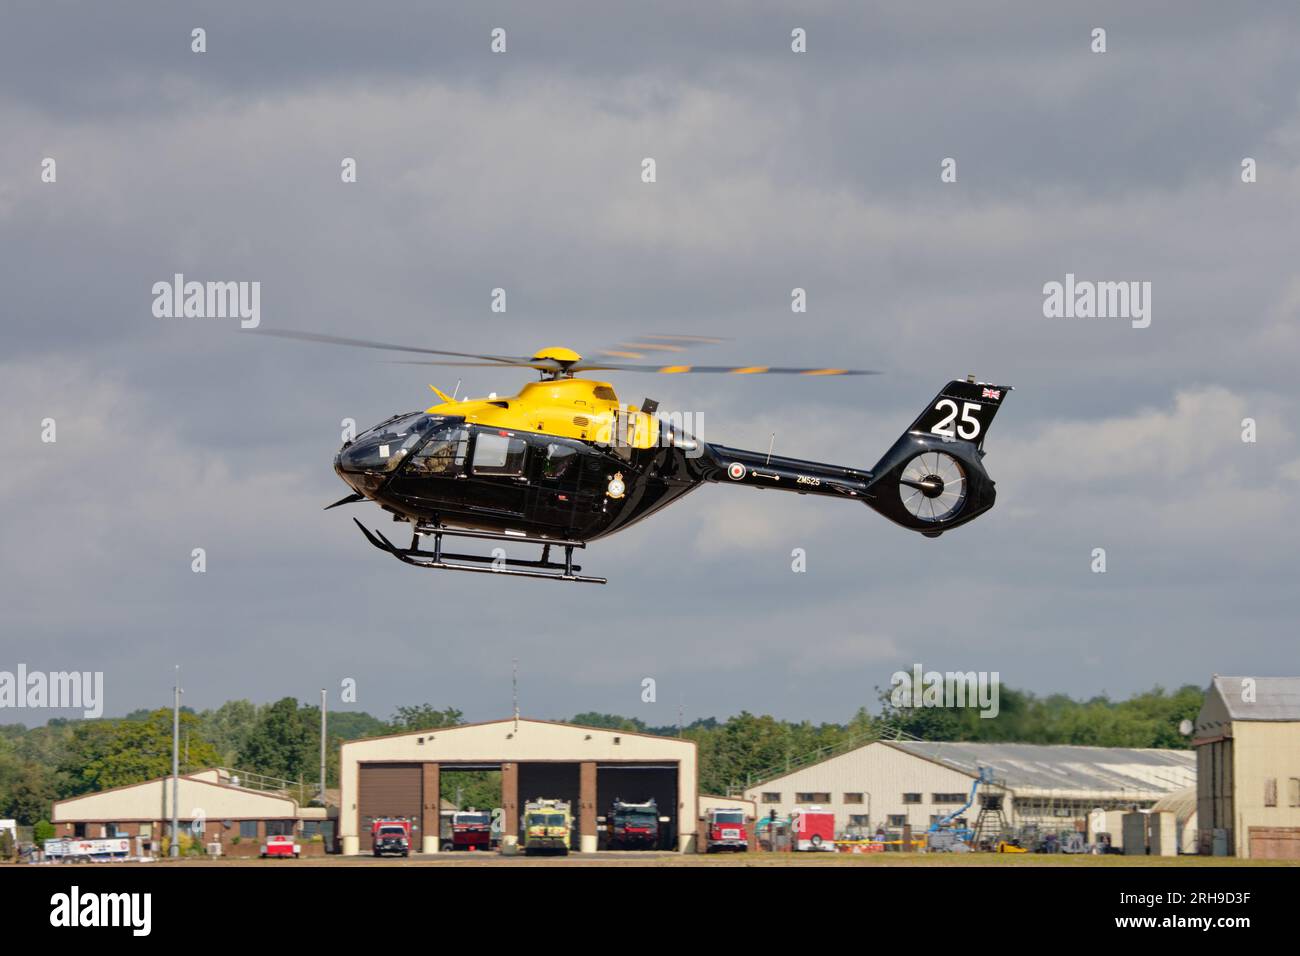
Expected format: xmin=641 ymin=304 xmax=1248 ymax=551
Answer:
xmin=898 ymin=450 xmax=967 ymax=522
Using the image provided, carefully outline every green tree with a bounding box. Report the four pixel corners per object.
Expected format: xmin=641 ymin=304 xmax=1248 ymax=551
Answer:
xmin=5 ymin=766 xmax=60 ymax=825
xmin=388 ymin=705 xmax=464 ymax=732
xmin=0 ymin=683 xmax=1207 ymax=823
xmin=329 ymin=710 xmax=390 ymax=741
xmin=62 ymin=711 xmax=220 ymax=793
xmin=197 ymin=699 xmax=259 ymax=765
xmin=692 ymin=712 xmax=803 ymax=794
xmin=236 ymin=698 xmax=316 ymax=781
xmin=440 ymin=771 xmax=503 ymax=811
xmin=569 ymin=712 xmax=648 ymax=732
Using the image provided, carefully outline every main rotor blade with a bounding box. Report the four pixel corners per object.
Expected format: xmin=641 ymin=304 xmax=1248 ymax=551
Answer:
xmin=253 ymin=329 xmax=873 ymax=376
xmin=597 ymin=335 xmax=726 ymax=359
xmin=385 ymin=359 xmax=562 ymax=370
xmin=250 ymin=329 xmax=530 ymax=364
xmin=567 ymin=363 xmax=880 ymax=376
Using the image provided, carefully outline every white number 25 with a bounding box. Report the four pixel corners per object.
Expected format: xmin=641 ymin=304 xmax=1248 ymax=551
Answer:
xmin=932 ymin=399 xmax=982 ymax=440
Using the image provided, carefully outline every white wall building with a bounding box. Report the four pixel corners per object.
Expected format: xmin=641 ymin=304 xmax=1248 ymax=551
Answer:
xmin=744 ymin=740 xmax=1195 ymax=840
xmin=1194 ymin=675 xmax=1300 ymax=858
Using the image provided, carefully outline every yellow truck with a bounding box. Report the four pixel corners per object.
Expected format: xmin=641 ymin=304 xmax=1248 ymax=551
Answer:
xmin=522 ymin=798 xmax=572 ymax=855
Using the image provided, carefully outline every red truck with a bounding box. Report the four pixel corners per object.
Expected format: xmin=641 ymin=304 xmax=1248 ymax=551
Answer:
xmin=450 ymin=810 xmax=493 ymax=851
xmin=371 ymin=819 xmax=412 ymax=857
xmin=607 ymin=799 xmax=661 ymax=850
xmin=706 ymin=807 xmax=750 ymax=853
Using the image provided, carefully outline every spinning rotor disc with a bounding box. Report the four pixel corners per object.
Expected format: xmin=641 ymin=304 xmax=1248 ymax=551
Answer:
xmin=899 ymin=450 xmax=967 ymax=522
xmin=251 ymin=329 xmax=878 ymax=378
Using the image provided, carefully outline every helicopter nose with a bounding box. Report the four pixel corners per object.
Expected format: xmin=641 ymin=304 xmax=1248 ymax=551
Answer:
xmin=336 ymin=411 xmax=434 ymax=476
xmin=335 ymin=441 xmax=371 ymax=475
xmin=335 ymin=431 xmax=406 ymax=476
xmin=334 ymin=450 xmax=386 ymax=496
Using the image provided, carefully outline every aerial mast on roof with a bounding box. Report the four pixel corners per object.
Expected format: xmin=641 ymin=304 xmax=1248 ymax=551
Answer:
xmin=512 ymin=657 xmax=519 ymax=733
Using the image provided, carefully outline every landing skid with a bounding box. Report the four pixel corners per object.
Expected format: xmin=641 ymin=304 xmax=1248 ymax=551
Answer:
xmin=352 ymin=519 xmax=607 ymax=584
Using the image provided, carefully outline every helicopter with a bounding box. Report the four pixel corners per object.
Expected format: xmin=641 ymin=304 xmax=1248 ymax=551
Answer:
xmin=257 ymin=330 xmax=1012 ymax=584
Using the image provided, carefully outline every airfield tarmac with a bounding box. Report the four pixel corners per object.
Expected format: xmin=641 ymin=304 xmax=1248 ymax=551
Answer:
xmin=45 ymin=852 xmax=1291 ymax=868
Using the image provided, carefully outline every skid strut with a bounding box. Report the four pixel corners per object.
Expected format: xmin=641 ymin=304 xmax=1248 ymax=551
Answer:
xmin=353 ymin=519 xmax=606 ymax=584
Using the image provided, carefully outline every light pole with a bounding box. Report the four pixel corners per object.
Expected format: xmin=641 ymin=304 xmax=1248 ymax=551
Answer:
xmin=319 ymin=689 xmax=327 ymax=805
xmin=171 ymin=666 xmax=181 ymax=858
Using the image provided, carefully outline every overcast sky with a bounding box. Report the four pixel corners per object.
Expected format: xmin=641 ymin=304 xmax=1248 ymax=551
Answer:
xmin=2 ymin=3 xmax=1298 ymax=728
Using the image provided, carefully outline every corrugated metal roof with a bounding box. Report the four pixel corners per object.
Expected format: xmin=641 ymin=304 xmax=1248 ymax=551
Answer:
xmin=1151 ymin=786 xmax=1198 ymax=823
xmin=887 ymin=741 xmax=1196 ymax=796
xmin=1212 ymin=676 xmax=1300 ymax=720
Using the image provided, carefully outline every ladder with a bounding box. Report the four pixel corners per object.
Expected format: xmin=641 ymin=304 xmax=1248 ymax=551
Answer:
xmin=971 ymin=793 xmax=1008 ymax=848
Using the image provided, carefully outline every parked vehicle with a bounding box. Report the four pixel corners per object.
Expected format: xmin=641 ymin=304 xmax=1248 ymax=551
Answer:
xmin=792 ymin=807 xmax=836 ymax=851
xmin=522 ymin=798 xmax=572 ymax=855
xmin=607 ymin=798 xmax=660 ymax=850
xmin=450 ymin=810 xmax=492 ymax=851
xmin=925 ymin=767 xmax=992 ymax=851
xmin=705 ymin=807 xmax=749 ymax=853
xmin=261 ymin=834 xmax=301 ymax=859
xmin=371 ymin=819 xmax=412 ymax=857
xmin=43 ymin=837 xmax=132 ymax=861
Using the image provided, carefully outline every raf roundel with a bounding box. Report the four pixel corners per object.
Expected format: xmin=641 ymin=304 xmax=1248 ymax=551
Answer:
xmin=727 ymin=462 xmax=747 ymax=481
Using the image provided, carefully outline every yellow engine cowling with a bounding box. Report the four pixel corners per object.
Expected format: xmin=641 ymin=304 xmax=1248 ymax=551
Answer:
xmin=425 ymin=377 xmax=659 ymax=447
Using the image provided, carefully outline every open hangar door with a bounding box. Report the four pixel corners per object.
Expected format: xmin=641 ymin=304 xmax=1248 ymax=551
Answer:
xmin=438 ymin=762 xmax=502 ymax=850
xmin=596 ymin=763 xmax=679 ymax=850
xmin=517 ymin=762 xmax=581 ymax=849
xmin=358 ymin=763 xmax=422 ymax=853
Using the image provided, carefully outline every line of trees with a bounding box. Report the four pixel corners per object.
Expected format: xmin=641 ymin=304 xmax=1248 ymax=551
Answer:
xmin=572 ymin=683 xmax=1204 ymax=793
xmin=0 ymin=684 xmax=1203 ymax=827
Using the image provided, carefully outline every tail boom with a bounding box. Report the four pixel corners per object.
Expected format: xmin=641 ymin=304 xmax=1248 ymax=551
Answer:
xmin=696 ymin=378 xmax=1012 ymax=537
xmin=698 ymin=444 xmax=873 ymax=500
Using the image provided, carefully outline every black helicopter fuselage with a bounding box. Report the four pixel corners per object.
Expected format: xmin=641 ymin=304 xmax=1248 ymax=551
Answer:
xmin=333 ymin=376 xmax=1010 ymax=585
xmin=333 ymin=411 xmax=889 ymax=544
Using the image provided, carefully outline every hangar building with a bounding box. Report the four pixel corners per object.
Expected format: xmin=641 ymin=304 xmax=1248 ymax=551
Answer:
xmin=1193 ymin=675 xmax=1300 ymax=858
xmin=50 ymin=768 xmax=335 ymax=856
xmin=338 ymin=717 xmax=699 ymax=854
xmin=744 ymin=740 xmax=1195 ymax=838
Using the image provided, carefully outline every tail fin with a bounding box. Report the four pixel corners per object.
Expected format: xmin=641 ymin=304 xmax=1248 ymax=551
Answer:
xmin=905 ymin=379 xmax=1013 ymax=450
xmin=865 ymin=379 xmax=1013 ymax=535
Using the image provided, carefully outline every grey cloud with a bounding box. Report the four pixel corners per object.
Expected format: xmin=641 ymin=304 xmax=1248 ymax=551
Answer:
xmin=1 ymin=3 xmax=1297 ymax=725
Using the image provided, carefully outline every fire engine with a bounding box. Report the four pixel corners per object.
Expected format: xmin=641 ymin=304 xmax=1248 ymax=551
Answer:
xmin=705 ymin=807 xmax=749 ymax=852
xmin=371 ymin=819 xmax=412 ymax=857
xmin=450 ymin=810 xmax=493 ymax=851
xmin=522 ymin=798 xmax=572 ymax=855
xmin=606 ymin=798 xmax=660 ymax=850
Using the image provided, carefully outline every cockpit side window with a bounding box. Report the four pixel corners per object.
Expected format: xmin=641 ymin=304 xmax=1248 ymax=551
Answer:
xmin=541 ymin=443 xmax=578 ymax=480
xmin=471 ymin=430 xmax=528 ymax=477
xmin=406 ymin=425 xmax=469 ymax=476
